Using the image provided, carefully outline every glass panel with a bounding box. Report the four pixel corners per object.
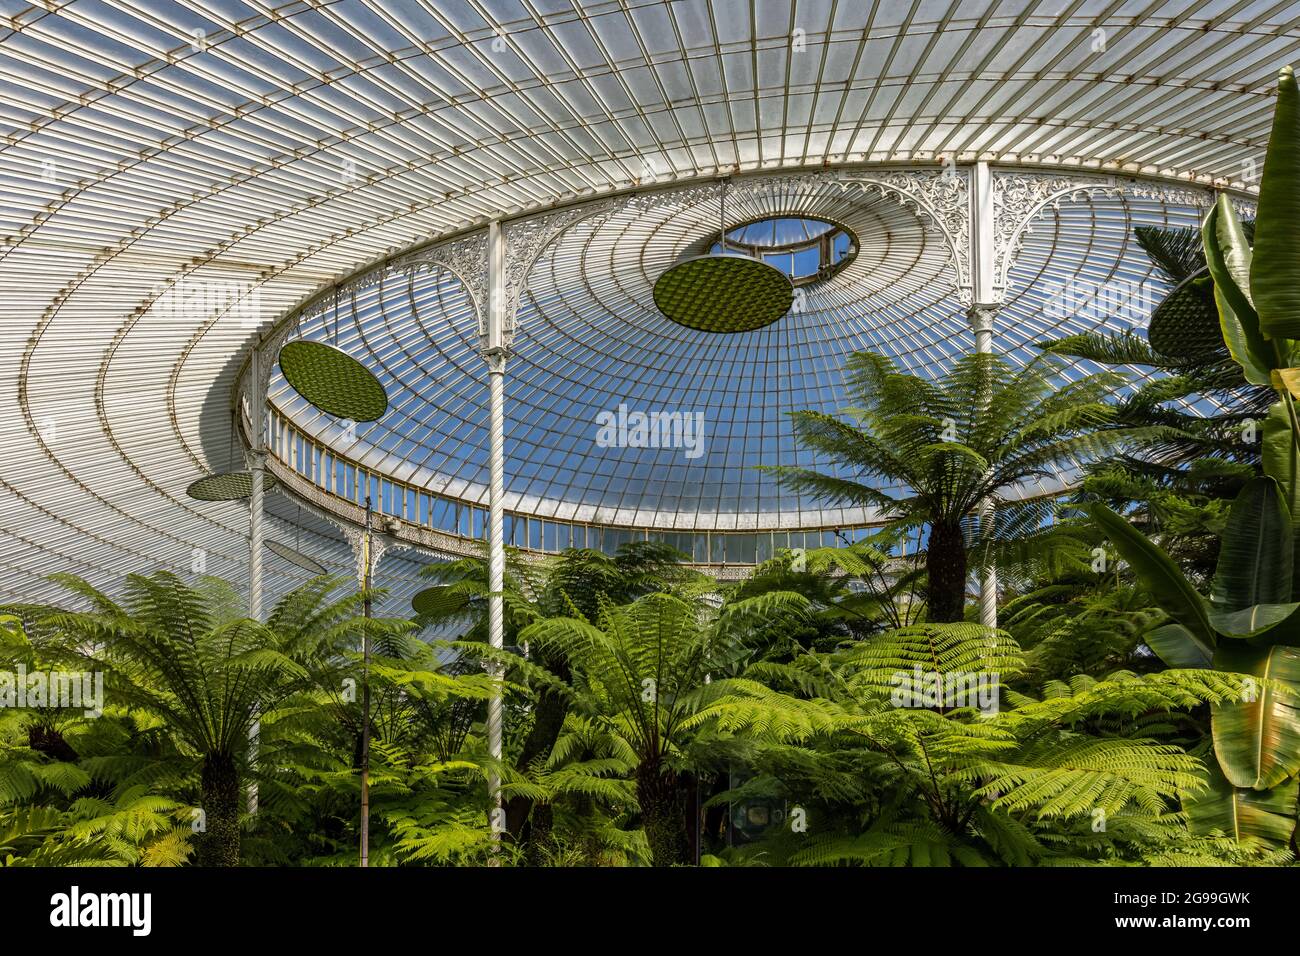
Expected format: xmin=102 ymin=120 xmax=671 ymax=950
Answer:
xmin=729 ymin=534 xmax=757 ymax=564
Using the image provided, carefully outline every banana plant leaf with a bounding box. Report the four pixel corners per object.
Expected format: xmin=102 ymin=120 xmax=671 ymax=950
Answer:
xmin=1206 ymin=196 xmax=1258 ymax=316
xmin=1203 ymin=197 xmax=1271 ymax=385
xmin=1209 ymin=603 xmax=1300 ymax=641
xmin=1264 ymin=400 xmax=1300 ymax=504
xmin=1279 ymin=368 xmax=1300 ymax=400
xmin=1146 ymin=622 xmax=1213 ymax=669
xmin=1262 ymin=401 xmax=1300 ymax=599
xmin=1210 ymin=476 xmax=1293 ymax=610
xmin=1088 ymin=502 xmax=1215 ymax=649
xmin=1215 ymin=288 xmax=1272 ymax=387
xmin=1211 ymin=642 xmax=1300 ymax=790
xmin=1215 ymin=196 xmax=1255 ymax=307
xmin=1184 ymin=760 xmax=1298 ymax=844
xmin=1252 ymin=65 xmax=1300 ymax=339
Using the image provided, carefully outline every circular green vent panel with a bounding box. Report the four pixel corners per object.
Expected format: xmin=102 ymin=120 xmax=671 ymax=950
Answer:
xmin=279 ymin=340 xmax=388 ymax=422
xmin=1147 ymin=267 xmax=1222 ymax=360
xmin=266 ymin=540 xmax=326 ymax=574
xmin=653 ymin=254 xmax=794 ymax=333
xmin=186 ymin=471 xmax=277 ymax=502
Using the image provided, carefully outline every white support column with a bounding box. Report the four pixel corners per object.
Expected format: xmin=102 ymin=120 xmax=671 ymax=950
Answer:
xmin=484 ymin=220 xmax=508 ymax=838
xmin=249 ymin=346 xmax=266 ymax=621
xmin=249 ymin=469 xmax=265 ymax=617
xmin=969 ymin=161 xmax=996 ymax=307
xmin=972 ymin=311 xmax=994 ymax=355
xmin=968 ymin=161 xmax=999 ymax=629
xmin=248 ymin=344 xmax=266 ymax=815
xmin=970 ymin=305 xmax=998 ymax=630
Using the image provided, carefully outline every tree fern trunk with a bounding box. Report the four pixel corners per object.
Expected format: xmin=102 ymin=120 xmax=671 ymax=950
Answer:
xmin=524 ymin=802 xmax=554 ymax=866
xmin=636 ymin=760 xmax=688 ymax=866
xmin=198 ymin=753 xmax=241 ymax=867
xmin=927 ymin=521 xmax=968 ymax=623
xmin=701 ymin=773 xmax=729 ymax=854
xmin=28 ymin=724 xmax=77 ymax=762
xmin=504 ymin=655 xmax=570 ymax=844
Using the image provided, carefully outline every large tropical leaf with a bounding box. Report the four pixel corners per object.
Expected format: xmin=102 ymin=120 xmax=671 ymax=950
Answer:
xmin=1279 ymin=367 xmax=1300 ymax=401
xmin=1262 ymin=400 xmax=1300 ymax=600
xmin=1252 ymin=65 xmax=1300 ymax=339
xmin=1213 ymin=195 xmax=1256 ymax=311
xmin=1214 ymin=286 xmax=1272 ymax=387
xmin=1208 ymin=603 xmax=1300 ymax=640
xmin=1145 ymin=623 xmax=1213 ymax=669
xmin=1210 ymin=476 xmax=1293 ymax=611
xmin=1184 ymin=761 xmax=1298 ymax=844
xmin=1204 ymin=197 xmax=1259 ymax=322
xmin=1203 ymin=196 xmax=1271 ymax=385
xmin=1211 ymin=642 xmax=1300 ymax=789
xmin=1088 ymin=503 xmax=1215 ymax=649
xmin=1263 ymin=401 xmax=1300 ymax=510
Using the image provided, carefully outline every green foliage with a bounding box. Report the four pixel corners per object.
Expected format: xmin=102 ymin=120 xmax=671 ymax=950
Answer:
xmin=0 ymin=538 xmax=1290 ymax=867
xmin=1089 ymin=478 xmax=1300 ymax=842
xmin=1001 ymin=583 xmax=1167 ymax=684
xmin=766 ymin=350 xmax=1140 ymax=621
xmin=20 ymin=93 xmax=1300 ymax=863
xmin=709 ymin=621 xmax=1258 ymax=867
xmin=1253 ymin=66 xmax=1300 ymax=340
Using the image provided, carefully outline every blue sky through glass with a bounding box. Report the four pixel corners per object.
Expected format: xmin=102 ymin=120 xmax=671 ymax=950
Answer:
xmin=709 ymin=216 xmax=852 ymax=281
xmin=268 ymin=186 xmax=1207 ymax=541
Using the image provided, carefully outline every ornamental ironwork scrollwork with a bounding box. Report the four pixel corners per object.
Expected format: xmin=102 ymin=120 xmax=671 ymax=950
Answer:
xmin=496 ymin=200 xmax=622 ymax=350
xmin=833 ymin=168 xmax=971 ymax=303
xmin=989 ymin=171 xmax=1231 ymax=300
xmin=396 ymin=230 xmax=490 ymax=331
xmin=343 ymin=525 xmax=388 ymax=589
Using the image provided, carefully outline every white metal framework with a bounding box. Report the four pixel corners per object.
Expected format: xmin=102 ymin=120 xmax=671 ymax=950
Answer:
xmin=2 ymin=0 xmax=1296 ymax=617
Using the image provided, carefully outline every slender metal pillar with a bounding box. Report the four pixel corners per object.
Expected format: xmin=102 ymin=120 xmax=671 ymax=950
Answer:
xmin=342 ymin=515 xmax=380 ymax=866
xmin=248 ymin=345 xmax=266 ymax=815
xmin=249 ymin=346 xmax=266 ymax=620
xmin=360 ymin=497 xmax=372 ymax=867
xmin=972 ymin=307 xmax=998 ymax=630
xmin=968 ymin=162 xmax=999 ymax=629
xmin=486 ymin=356 xmax=506 ymax=824
xmin=484 ymin=220 xmax=509 ymax=837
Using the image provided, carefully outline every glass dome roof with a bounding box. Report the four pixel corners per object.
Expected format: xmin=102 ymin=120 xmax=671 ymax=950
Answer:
xmin=2 ymin=0 xmax=1292 ymax=608
xmin=269 ymin=174 xmax=1207 ymax=540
